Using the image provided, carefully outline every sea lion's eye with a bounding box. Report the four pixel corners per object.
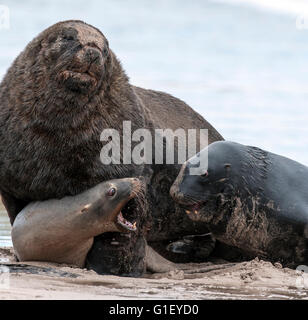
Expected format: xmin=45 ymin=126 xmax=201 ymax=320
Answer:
xmin=107 ymin=187 xmax=116 ymax=197
xmin=103 ymin=48 xmax=108 ymax=56
xmin=200 ymin=170 xmax=208 ymax=177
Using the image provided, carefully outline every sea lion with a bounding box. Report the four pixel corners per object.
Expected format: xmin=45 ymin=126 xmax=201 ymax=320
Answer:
xmin=0 ymin=20 xmax=223 ymax=275
xmin=12 ymin=178 xmax=142 ymax=268
xmin=170 ymin=141 xmax=308 ymax=267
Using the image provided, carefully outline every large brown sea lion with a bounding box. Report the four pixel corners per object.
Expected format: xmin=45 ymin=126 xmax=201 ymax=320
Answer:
xmin=0 ymin=20 xmax=223 ymax=275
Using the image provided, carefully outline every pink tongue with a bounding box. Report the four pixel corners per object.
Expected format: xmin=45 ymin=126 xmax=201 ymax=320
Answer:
xmin=118 ymin=211 xmax=135 ymax=229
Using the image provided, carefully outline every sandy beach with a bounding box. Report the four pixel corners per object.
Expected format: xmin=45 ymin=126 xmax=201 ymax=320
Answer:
xmin=0 ymin=247 xmax=307 ymax=300
xmin=0 ymin=0 xmax=308 ymax=301
xmin=1 ymin=196 xmax=308 ymax=300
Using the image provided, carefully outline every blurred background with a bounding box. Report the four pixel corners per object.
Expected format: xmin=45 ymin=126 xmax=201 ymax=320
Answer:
xmin=1 ymin=0 xmax=308 ymax=246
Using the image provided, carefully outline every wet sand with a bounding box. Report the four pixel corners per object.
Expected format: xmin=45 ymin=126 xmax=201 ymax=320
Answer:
xmin=1 ymin=199 xmax=308 ymax=300
xmin=0 ymin=248 xmax=307 ymax=300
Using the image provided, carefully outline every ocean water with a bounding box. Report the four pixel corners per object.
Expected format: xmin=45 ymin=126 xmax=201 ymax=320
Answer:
xmin=0 ymin=0 xmax=308 ymax=246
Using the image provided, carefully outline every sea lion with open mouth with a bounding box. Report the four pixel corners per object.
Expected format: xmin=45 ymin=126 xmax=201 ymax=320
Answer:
xmin=171 ymin=141 xmax=308 ymax=267
xmin=12 ymin=178 xmax=143 ymax=268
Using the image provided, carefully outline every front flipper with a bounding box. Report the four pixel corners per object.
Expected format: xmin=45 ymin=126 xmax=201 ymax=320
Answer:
xmin=167 ymin=233 xmax=216 ymax=262
xmin=145 ymin=245 xmax=176 ymax=273
xmin=0 ymin=190 xmax=29 ymax=225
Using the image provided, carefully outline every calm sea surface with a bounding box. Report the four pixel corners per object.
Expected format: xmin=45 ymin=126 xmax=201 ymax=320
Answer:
xmin=1 ymin=0 xmax=308 ymax=246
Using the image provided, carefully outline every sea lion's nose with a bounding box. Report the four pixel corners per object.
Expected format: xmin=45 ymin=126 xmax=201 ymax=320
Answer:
xmin=84 ymin=47 xmax=101 ymax=63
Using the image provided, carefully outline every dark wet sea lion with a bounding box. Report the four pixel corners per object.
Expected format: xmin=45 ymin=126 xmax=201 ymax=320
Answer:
xmin=171 ymin=141 xmax=308 ymax=267
xmin=0 ymin=20 xmax=223 ymax=275
xmin=12 ymin=178 xmax=142 ymax=267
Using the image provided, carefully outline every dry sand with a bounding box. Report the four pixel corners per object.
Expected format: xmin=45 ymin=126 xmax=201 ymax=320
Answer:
xmin=0 ymin=247 xmax=307 ymax=300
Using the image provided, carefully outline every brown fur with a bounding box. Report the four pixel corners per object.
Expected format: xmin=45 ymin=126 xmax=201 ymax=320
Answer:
xmin=0 ymin=20 xmax=223 ymax=275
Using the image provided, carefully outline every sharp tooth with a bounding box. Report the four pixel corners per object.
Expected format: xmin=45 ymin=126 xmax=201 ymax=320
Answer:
xmin=133 ymin=222 xmax=136 ymax=228
xmin=194 ymin=210 xmax=198 ymax=214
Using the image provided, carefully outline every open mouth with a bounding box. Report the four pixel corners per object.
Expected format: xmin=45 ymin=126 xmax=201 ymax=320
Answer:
xmin=183 ymin=202 xmax=205 ymax=216
xmin=116 ymin=198 xmax=137 ymax=232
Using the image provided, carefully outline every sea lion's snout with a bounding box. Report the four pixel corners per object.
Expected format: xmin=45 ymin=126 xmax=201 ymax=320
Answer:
xmin=171 ymin=143 xmax=241 ymax=223
xmin=59 ymin=46 xmax=104 ymax=93
xmin=105 ymin=178 xmax=144 ymax=233
xmin=78 ymin=178 xmax=143 ymax=233
xmin=170 ymin=152 xmax=215 ymax=222
xmin=84 ymin=46 xmax=102 ymax=64
xmin=73 ymin=45 xmax=103 ymax=71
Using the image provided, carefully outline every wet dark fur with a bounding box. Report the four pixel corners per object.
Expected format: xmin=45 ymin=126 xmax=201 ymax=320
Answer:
xmin=0 ymin=20 xmax=223 ymax=275
xmin=171 ymin=141 xmax=308 ymax=267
